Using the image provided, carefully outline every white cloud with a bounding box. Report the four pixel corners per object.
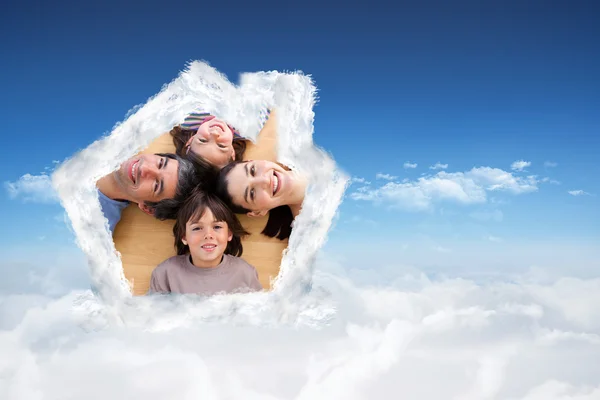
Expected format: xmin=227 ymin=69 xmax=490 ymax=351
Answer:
xmin=346 ymin=215 xmax=379 ymax=227
xmin=429 ymin=162 xmax=448 ymax=170
xmin=2 ymin=255 xmax=600 ymax=400
xmin=433 ymin=246 xmax=451 ymax=253
xmin=519 ymin=381 xmax=600 ymax=400
xmin=568 ymin=190 xmax=591 ymax=197
xmin=470 ymin=210 xmax=504 ymax=222
xmin=375 ymin=173 xmax=397 ymax=181
xmin=4 ymin=173 xmax=60 ymax=204
xmin=511 ymin=160 xmax=531 ymax=172
xmin=351 ymin=166 xmax=538 ymax=211
xmin=544 ymin=161 xmax=558 ymax=168
xmin=350 ymin=177 xmax=371 ymax=185
xmin=488 ymin=235 xmax=503 ymax=243
xmin=403 ymin=162 xmax=417 ymax=169
xmin=468 ymin=167 xmax=538 ymax=193
xmin=541 ymin=177 xmax=561 ymax=185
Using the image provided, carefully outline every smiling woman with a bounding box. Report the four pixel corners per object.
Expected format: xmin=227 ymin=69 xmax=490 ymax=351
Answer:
xmin=215 ymin=160 xmax=308 ymax=240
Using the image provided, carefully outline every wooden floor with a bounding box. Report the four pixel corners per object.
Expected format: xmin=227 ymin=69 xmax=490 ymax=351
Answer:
xmin=113 ymin=111 xmax=288 ymax=295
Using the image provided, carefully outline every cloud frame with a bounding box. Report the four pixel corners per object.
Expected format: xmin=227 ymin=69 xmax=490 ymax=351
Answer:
xmin=51 ymin=61 xmax=349 ymax=329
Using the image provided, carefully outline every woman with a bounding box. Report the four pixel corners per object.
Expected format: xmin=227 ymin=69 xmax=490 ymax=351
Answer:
xmin=215 ymin=159 xmax=308 ymax=240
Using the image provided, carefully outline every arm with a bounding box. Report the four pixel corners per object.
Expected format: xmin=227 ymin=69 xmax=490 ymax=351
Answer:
xmin=244 ymin=108 xmax=279 ymax=163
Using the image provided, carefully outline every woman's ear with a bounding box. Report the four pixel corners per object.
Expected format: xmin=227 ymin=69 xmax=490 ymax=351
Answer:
xmin=227 ymin=231 xmax=233 ymax=242
xmin=247 ymin=210 xmax=268 ymax=218
xmin=138 ymin=203 xmax=154 ymax=216
xmin=181 ymin=237 xmax=188 ymax=246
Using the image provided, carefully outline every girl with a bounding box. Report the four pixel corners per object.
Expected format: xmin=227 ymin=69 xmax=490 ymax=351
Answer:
xmin=214 ymin=160 xmax=308 ymax=241
xmin=148 ymin=188 xmax=263 ymax=296
xmin=170 ymin=109 xmax=271 ymax=169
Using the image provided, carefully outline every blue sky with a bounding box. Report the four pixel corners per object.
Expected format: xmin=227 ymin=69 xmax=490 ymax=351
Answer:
xmin=1 ymin=1 xmax=598 ymax=273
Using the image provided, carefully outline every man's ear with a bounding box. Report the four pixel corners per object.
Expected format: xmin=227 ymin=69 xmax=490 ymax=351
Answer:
xmin=247 ymin=209 xmax=268 ymax=218
xmin=138 ymin=203 xmax=154 ymax=216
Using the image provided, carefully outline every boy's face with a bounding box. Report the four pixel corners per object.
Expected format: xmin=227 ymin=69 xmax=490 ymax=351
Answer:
xmin=185 ymin=116 xmax=236 ymax=168
xmin=183 ymin=207 xmax=233 ymax=268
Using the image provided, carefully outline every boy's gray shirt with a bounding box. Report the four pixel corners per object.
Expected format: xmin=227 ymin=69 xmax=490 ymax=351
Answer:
xmin=148 ymin=254 xmax=263 ymax=296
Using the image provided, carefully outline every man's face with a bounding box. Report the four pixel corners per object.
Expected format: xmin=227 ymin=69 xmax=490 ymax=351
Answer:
xmin=113 ymin=154 xmax=179 ymax=205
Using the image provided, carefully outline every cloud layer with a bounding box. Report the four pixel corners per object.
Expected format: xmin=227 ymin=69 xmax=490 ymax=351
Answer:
xmin=351 ymin=166 xmax=539 ymax=211
xmin=511 ymin=160 xmax=531 ymax=172
xmin=1 ymin=253 xmax=599 ymax=400
xmin=568 ymin=190 xmax=591 ymax=197
xmin=4 ymin=173 xmax=59 ymax=203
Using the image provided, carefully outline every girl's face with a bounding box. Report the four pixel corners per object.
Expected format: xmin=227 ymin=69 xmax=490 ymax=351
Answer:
xmin=225 ymin=160 xmax=295 ymax=217
xmin=185 ymin=116 xmax=236 ymax=168
xmin=183 ymin=207 xmax=233 ymax=267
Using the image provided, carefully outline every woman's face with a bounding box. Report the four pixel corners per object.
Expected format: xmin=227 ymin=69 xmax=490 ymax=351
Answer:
xmin=225 ymin=160 xmax=295 ymax=216
xmin=186 ymin=116 xmax=236 ymax=168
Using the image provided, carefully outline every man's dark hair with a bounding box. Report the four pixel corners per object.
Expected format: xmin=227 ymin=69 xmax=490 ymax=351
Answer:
xmin=145 ymin=153 xmax=219 ymax=220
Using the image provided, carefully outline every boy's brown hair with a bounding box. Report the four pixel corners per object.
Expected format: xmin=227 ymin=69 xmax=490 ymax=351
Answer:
xmin=173 ymin=188 xmax=250 ymax=257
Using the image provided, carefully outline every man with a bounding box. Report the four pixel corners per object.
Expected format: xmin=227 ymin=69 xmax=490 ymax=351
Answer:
xmin=96 ymin=152 xmax=214 ymax=234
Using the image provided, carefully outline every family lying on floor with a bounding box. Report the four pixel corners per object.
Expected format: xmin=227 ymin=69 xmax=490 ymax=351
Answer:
xmin=95 ymin=110 xmax=307 ymax=296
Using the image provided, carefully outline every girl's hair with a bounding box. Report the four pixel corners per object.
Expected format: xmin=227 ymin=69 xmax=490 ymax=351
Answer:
xmin=173 ymin=188 xmax=250 ymax=257
xmin=215 ymin=161 xmax=294 ymax=241
xmin=169 ymin=125 xmax=247 ymax=162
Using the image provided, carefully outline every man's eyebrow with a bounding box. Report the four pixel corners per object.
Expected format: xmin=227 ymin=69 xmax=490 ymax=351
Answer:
xmin=157 ymin=157 xmax=169 ymax=196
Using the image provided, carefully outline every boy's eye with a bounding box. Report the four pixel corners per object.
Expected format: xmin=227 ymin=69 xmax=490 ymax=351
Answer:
xmin=250 ymin=165 xmax=256 ymax=176
xmin=250 ymin=188 xmax=255 ymax=200
xmin=154 ymin=181 xmax=159 ymax=192
xmin=198 ymin=138 xmax=207 ymax=143
xmin=218 ymin=144 xmax=227 ymax=149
